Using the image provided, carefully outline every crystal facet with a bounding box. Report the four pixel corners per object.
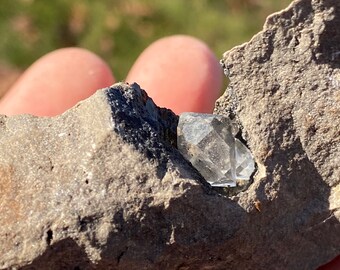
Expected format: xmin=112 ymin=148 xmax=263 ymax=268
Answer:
xmin=177 ymin=113 xmax=255 ymax=187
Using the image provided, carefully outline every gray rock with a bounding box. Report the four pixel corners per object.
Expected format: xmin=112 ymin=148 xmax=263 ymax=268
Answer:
xmin=0 ymin=82 xmax=240 ymax=270
xmin=215 ymin=0 xmax=340 ymax=268
xmin=0 ymin=0 xmax=339 ymax=269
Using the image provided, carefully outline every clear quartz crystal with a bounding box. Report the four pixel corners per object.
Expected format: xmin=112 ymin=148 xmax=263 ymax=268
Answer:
xmin=177 ymin=112 xmax=255 ymax=187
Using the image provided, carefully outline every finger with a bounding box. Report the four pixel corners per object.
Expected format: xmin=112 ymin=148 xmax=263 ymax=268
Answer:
xmin=318 ymin=255 xmax=340 ymax=270
xmin=0 ymin=48 xmax=115 ymax=116
xmin=126 ymin=35 xmax=223 ymax=114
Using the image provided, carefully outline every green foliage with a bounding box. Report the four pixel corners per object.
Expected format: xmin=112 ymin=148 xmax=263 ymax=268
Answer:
xmin=0 ymin=0 xmax=292 ymax=80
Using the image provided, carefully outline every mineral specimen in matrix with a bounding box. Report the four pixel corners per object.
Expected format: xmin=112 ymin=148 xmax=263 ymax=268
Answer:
xmin=177 ymin=112 xmax=255 ymax=187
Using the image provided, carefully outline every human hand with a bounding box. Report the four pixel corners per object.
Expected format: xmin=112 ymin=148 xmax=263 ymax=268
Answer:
xmin=0 ymin=35 xmax=222 ymax=116
xmin=0 ymin=34 xmax=339 ymax=269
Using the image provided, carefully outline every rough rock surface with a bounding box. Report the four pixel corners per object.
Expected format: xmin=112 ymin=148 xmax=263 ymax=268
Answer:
xmin=0 ymin=1 xmax=339 ymax=270
xmin=215 ymin=0 xmax=340 ymax=268
xmin=0 ymin=82 xmax=239 ymax=270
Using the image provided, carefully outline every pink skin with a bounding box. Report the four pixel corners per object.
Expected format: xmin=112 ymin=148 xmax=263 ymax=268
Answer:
xmin=319 ymin=255 xmax=340 ymax=270
xmin=0 ymin=35 xmax=222 ymax=116
xmin=0 ymin=48 xmax=115 ymax=116
xmin=0 ymin=35 xmax=338 ymax=269
xmin=126 ymin=35 xmax=222 ymax=114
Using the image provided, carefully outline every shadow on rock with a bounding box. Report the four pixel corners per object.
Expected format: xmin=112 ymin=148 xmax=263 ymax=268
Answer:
xmin=21 ymin=238 xmax=96 ymax=270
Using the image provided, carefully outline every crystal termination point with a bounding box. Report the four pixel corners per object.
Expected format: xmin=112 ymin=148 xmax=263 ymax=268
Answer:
xmin=177 ymin=113 xmax=255 ymax=187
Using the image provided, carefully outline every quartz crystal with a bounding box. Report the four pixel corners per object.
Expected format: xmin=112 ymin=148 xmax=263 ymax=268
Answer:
xmin=177 ymin=113 xmax=255 ymax=187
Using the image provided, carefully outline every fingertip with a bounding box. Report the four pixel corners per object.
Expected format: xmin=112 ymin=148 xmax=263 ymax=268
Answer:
xmin=0 ymin=47 xmax=115 ymax=116
xmin=126 ymin=35 xmax=223 ymax=114
xmin=318 ymin=255 xmax=340 ymax=270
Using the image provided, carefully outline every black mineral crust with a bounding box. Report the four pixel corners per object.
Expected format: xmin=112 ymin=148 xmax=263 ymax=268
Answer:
xmin=0 ymin=0 xmax=339 ymax=269
xmin=106 ymin=83 xmax=178 ymax=157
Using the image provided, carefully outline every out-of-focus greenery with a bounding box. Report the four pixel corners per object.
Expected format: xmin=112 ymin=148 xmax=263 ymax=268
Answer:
xmin=0 ymin=0 xmax=292 ymax=80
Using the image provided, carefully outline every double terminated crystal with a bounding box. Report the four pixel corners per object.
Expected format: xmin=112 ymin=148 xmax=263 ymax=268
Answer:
xmin=177 ymin=113 xmax=255 ymax=187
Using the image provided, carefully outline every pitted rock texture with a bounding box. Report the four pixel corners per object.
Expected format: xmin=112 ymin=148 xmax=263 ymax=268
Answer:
xmin=215 ymin=0 xmax=340 ymax=268
xmin=0 ymin=83 xmax=243 ymax=270
xmin=0 ymin=1 xmax=339 ymax=269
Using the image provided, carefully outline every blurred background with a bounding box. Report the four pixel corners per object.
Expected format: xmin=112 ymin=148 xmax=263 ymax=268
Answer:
xmin=0 ymin=0 xmax=292 ymax=97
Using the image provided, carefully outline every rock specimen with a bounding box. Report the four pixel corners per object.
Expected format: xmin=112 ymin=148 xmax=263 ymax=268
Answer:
xmin=0 ymin=0 xmax=339 ymax=270
xmin=215 ymin=0 xmax=340 ymax=268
